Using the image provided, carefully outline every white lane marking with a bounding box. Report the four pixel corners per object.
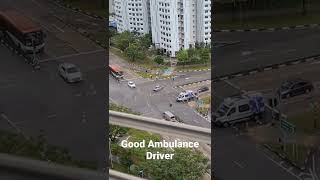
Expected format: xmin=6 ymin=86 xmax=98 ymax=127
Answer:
xmin=52 ymin=24 xmax=65 ymax=33
xmin=263 ymin=152 xmax=304 ymax=180
xmin=233 ymin=161 xmax=244 ymax=168
xmin=0 ymin=113 xmax=26 ymax=137
xmin=40 ymin=49 xmax=105 ymax=62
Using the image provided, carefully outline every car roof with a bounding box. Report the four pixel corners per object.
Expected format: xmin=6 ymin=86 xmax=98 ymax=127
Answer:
xmin=61 ymin=63 xmax=77 ymax=68
xmin=164 ymin=111 xmax=175 ymax=117
xmin=284 ymin=78 xmax=309 ymax=84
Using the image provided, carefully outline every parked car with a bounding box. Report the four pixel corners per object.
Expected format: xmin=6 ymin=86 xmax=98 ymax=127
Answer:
xmin=198 ymin=86 xmax=209 ymax=93
xmin=127 ymin=81 xmax=136 ymax=88
xmin=58 ymin=63 xmax=82 ymax=83
xmin=153 ymin=85 xmax=164 ymax=92
xmin=278 ymin=79 xmax=314 ymax=99
xmin=162 ymin=111 xmax=176 ymax=122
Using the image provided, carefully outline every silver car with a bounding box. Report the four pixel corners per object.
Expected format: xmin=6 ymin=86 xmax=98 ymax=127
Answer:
xmin=58 ymin=63 xmax=82 ymax=83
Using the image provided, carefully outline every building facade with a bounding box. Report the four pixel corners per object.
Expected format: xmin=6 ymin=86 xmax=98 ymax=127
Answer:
xmin=150 ymin=0 xmax=211 ymax=57
xmin=114 ymin=0 xmax=211 ymax=57
xmin=114 ymin=0 xmax=151 ymax=34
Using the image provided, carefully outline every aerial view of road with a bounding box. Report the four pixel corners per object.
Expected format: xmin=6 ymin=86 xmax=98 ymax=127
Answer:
xmin=109 ymin=53 xmax=211 ymax=128
xmin=0 ymin=0 xmax=107 ymax=170
xmin=214 ymin=28 xmax=320 ymax=180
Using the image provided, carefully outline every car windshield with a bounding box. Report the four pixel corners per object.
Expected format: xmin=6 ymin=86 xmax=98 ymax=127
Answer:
xmin=281 ymin=81 xmax=293 ymax=90
xmin=129 ymin=82 xmax=134 ymax=85
xmin=217 ymin=104 xmax=229 ymax=117
xmin=67 ymin=67 xmax=78 ymax=73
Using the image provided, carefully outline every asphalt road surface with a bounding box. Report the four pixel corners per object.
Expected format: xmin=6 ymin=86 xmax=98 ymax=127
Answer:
xmin=214 ymin=28 xmax=320 ymax=77
xmin=0 ymin=0 xmax=107 ymax=170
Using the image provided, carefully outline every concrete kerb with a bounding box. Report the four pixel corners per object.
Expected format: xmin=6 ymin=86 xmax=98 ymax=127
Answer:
xmin=213 ymin=54 xmax=320 ymax=83
xmin=177 ymin=68 xmax=211 ymax=73
xmin=214 ymin=24 xmax=320 ymax=33
xmin=176 ymin=79 xmax=211 ymax=89
xmin=263 ymin=144 xmax=309 ymax=172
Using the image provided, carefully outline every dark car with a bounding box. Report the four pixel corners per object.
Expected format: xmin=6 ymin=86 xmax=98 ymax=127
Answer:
xmin=198 ymin=86 xmax=209 ymax=93
xmin=278 ymin=79 xmax=314 ymax=99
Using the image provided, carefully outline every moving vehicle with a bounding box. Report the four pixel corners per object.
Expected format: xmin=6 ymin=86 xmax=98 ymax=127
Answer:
xmin=109 ymin=64 xmax=124 ymax=79
xmin=58 ymin=63 xmax=82 ymax=83
xmin=176 ymin=90 xmax=198 ymax=102
xmin=153 ymin=85 xmax=164 ymax=92
xmin=213 ymin=92 xmax=265 ymax=127
xmin=198 ymin=86 xmax=209 ymax=93
xmin=127 ymin=81 xmax=136 ymax=88
xmin=163 ymin=111 xmax=176 ymax=122
xmin=278 ymin=79 xmax=314 ymax=99
xmin=0 ymin=10 xmax=45 ymax=53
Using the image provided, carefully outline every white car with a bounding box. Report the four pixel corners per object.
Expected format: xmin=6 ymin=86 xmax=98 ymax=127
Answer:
xmin=127 ymin=81 xmax=136 ymax=88
xmin=58 ymin=63 xmax=82 ymax=83
xmin=153 ymin=85 xmax=164 ymax=92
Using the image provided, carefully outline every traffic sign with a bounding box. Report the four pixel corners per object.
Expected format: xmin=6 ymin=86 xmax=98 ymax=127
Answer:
xmin=280 ymin=117 xmax=295 ymax=134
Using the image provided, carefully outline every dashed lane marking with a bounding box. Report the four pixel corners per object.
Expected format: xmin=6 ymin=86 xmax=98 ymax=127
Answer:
xmin=233 ymin=161 xmax=245 ymax=168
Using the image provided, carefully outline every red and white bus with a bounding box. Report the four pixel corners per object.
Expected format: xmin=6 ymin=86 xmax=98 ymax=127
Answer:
xmin=109 ymin=64 xmax=124 ymax=79
xmin=0 ymin=10 xmax=45 ymax=54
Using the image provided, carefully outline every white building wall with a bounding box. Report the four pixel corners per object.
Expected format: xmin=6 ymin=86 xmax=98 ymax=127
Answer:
xmin=115 ymin=0 xmax=211 ymax=57
xmin=196 ymin=0 xmax=211 ymax=44
xmin=114 ymin=0 xmax=150 ymax=34
xmin=109 ymin=0 xmax=115 ymax=14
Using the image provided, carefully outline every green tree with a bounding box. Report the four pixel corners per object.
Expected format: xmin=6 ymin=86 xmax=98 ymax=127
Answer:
xmin=109 ymin=125 xmax=129 ymax=142
xmin=190 ymin=55 xmax=201 ymax=64
xmin=138 ymin=34 xmax=152 ymax=50
xmin=199 ymin=48 xmax=210 ymax=63
xmin=125 ymin=43 xmax=145 ymax=61
xmin=113 ymin=31 xmax=136 ymax=51
xmin=176 ymin=49 xmax=189 ymax=66
xmin=153 ymin=55 xmax=164 ymax=65
xmin=140 ymin=148 xmax=209 ymax=180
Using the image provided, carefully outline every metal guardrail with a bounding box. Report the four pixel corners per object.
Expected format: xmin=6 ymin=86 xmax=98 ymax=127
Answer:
xmin=109 ymin=110 xmax=211 ymax=144
xmin=0 ymin=153 xmax=106 ymax=180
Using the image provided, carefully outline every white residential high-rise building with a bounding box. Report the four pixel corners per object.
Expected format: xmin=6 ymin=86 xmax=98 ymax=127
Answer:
xmin=150 ymin=0 xmax=211 ymax=57
xmin=109 ymin=0 xmax=115 ymax=15
xmin=114 ymin=0 xmax=151 ymax=34
xmin=114 ymin=0 xmax=211 ymax=57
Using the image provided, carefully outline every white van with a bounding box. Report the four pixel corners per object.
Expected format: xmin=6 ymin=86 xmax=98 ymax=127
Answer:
xmin=163 ymin=111 xmax=176 ymax=122
xmin=213 ymin=92 xmax=265 ymax=127
xmin=176 ymin=90 xmax=197 ymax=102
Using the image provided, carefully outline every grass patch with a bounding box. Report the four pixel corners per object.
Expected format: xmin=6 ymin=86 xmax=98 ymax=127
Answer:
xmin=267 ymin=143 xmax=311 ymax=168
xmin=196 ymin=107 xmax=209 ymax=116
xmin=62 ymin=0 xmax=107 ymax=17
xmin=109 ymin=103 xmax=140 ymax=115
xmin=288 ymin=111 xmax=320 ymax=134
xmin=216 ymin=13 xmax=320 ymax=29
xmin=201 ymin=96 xmax=211 ymax=105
